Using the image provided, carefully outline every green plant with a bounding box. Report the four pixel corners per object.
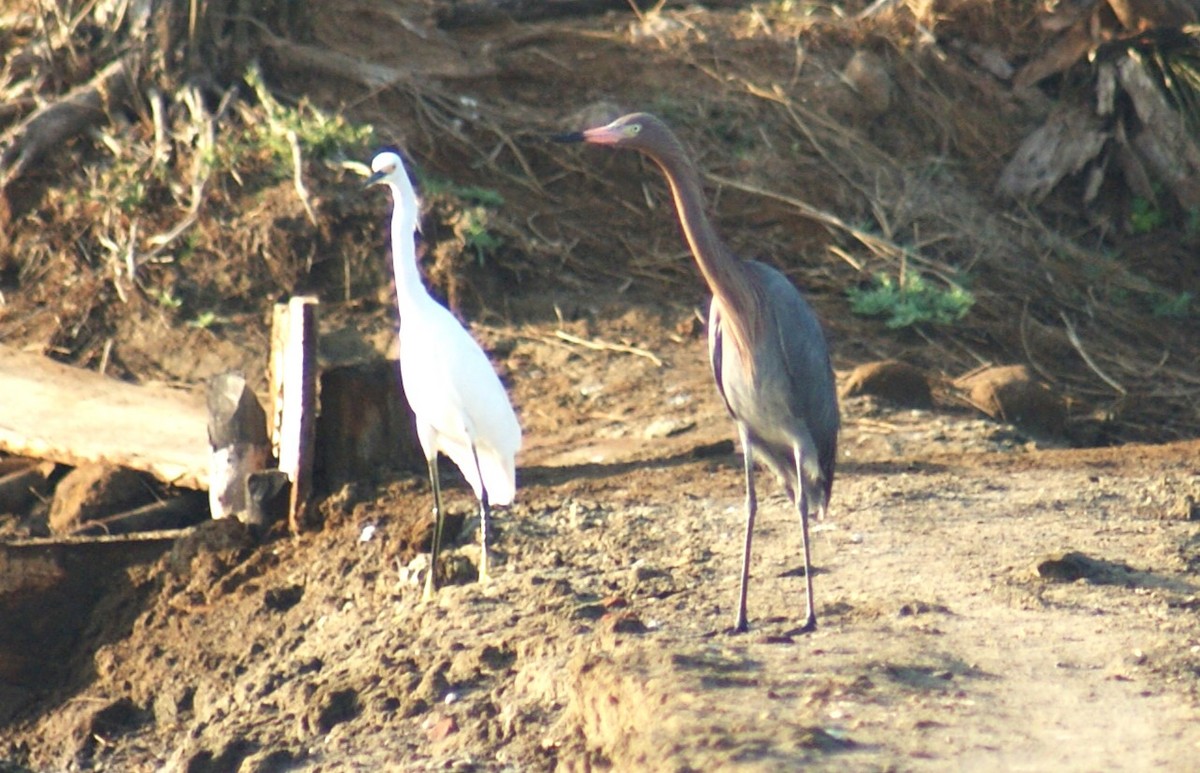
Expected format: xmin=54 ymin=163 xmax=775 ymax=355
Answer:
xmin=1187 ymin=208 xmax=1200 ymax=236
xmin=1130 ymin=194 xmax=1166 ymax=234
xmin=847 ymin=271 xmax=974 ymax=328
xmin=153 ymin=288 xmax=183 ymax=310
xmin=1151 ymin=290 xmax=1193 ymax=318
xmin=188 ymin=310 xmax=222 ymax=329
xmin=86 ymin=153 xmax=150 ymax=213
xmin=421 ymin=176 xmax=505 ymax=207
xmin=460 ymin=206 xmax=502 ymax=265
xmin=244 ymin=65 xmax=375 ymax=177
xmin=421 ymin=175 xmax=506 ymax=265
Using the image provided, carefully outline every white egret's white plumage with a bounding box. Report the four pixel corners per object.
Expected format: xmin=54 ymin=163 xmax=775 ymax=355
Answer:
xmin=367 ymin=150 xmax=521 ymax=598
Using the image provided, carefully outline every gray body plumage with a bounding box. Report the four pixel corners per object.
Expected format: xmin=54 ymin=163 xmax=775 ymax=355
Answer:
xmin=708 ymin=260 xmax=838 ymax=516
xmin=555 ymin=111 xmax=840 ymax=632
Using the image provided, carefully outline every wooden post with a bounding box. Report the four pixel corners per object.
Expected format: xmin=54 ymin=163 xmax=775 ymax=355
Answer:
xmin=315 ymin=361 xmax=424 ymax=489
xmin=267 ymin=303 xmax=290 ymax=461
xmin=206 ymin=372 xmax=271 ymax=526
xmin=271 ymin=296 xmax=319 ymax=533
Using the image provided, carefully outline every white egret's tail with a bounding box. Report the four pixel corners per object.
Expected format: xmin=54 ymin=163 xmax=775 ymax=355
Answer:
xmin=441 ymin=437 xmax=518 ymax=506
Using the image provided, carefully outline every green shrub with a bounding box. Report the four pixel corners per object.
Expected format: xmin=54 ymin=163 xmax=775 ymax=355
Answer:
xmin=847 ymin=271 xmax=974 ymax=328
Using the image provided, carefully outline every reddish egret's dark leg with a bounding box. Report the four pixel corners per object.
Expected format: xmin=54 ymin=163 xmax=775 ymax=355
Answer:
xmin=734 ymin=426 xmax=757 ymax=634
xmin=470 ymin=443 xmax=493 ymax=582
xmin=423 ymin=455 xmax=446 ymax=601
xmin=794 ymin=443 xmax=817 ymax=633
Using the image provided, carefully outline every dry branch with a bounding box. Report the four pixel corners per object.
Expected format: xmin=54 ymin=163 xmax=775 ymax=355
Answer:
xmin=0 ymin=56 xmax=135 ymax=192
xmin=433 ymin=0 xmax=751 ymax=29
xmin=995 ymin=106 xmax=1108 ymax=203
xmin=1116 ymin=52 xmax=1200 ymax=210
xmin=69 ymin=492 xmax=209 ymax=537
xmin=553 ymin=329 xmax=664 ymax=366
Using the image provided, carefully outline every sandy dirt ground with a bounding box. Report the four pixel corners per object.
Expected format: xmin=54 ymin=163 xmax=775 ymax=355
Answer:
xmin=3 ymin=317 xmax=1200 ymax=772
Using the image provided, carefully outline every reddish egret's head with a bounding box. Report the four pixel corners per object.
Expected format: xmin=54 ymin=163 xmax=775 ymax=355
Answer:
xmin=553 ymin=112 xmax=677 ymax=155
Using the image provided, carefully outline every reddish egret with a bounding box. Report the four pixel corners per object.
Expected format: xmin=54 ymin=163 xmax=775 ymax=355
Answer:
xmin=555 ymin=113 xmax=839 ymax=633
xmin=367 ymin=150 xmax=522 ymax=600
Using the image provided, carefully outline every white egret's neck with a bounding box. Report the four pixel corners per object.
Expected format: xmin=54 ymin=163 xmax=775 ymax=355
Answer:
xmin=387 ymin=180 xmax=430 ymax=311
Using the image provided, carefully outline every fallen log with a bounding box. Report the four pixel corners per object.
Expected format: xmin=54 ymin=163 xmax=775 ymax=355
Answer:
xmin=0 ymin=345 xmax=209 ymax=490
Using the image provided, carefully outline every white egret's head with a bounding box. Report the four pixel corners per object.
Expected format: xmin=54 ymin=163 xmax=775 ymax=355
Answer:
xmin=366 ymin=150 xmax=419 ymax=223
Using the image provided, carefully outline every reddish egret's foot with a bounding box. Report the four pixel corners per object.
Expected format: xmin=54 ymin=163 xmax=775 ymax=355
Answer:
xmin=785 ymin=616 xmax=817 ymax=637
xmin=726 ymin=618 xmax=750 ymax=635
xmin=422 ymin=568 xmax=437 ymax=602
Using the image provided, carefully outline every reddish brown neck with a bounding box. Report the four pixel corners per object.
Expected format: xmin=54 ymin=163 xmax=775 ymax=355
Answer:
xmin=645 ymin=137 xmax=762 ymax=367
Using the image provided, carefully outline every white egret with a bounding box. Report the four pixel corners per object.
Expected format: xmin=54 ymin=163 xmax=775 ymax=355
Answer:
xmin=367 ymin=150 xmax=522 ymax=600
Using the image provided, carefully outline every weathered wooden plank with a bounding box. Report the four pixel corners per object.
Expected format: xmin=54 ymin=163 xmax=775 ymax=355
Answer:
xmin=0 ymin=345 xmax=209 ymax=489
xmin=273 ymin=297 xmax=318 ymax=532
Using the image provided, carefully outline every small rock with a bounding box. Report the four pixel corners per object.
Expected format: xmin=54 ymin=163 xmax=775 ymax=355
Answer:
xmin=152 ymin=684 xmax=195 ymax=726
xmin=1035 ymin=551 xmax=1132 ymax=583
xmin=798 ymin=726 xmax=856 ymax=751
xmin=842 ymin=50 xmax=893 ymax=117
xmin=412 ymin=660 xmax=451 ymax=707
xmin=263 ymin=584 xmax=304 ymax=613
xmin=955 ymin=364 xmax=1066 ymax=438
xmin=75 ymin=698 xmax=148 ymax=762
xmin=572 ymin=603 xmax=607 ymax=621
xmin=1174 ymin=493 xmax=1199 ymax=521
xmin=643 ymin=417 xmax=696 ymax=439
xmin=840 ymin=360 xmax=932 ymax=408
xmin=424 ymin=713 xmax=458 ymax=742
xmin=48 ymin=463 xmax=156 ymax=534
xmin=602 ymin=612 xmax=648 ymax=635
xmin=240 ymin=748 xmax=306 ymax=773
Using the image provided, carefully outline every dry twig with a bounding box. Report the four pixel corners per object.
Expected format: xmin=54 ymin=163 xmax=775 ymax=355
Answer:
xmin=553 ymin=329 xmax=664 ymax=366
xmin=1059 ymin=311 xmax=1127 ymax=396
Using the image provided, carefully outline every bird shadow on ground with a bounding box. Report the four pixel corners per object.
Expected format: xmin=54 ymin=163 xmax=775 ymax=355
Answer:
xmin=518 ymin=439 xmax=737 ymax=489
xmin=879 ymin=655 xmax=1000 ymax=691
xmin=837 ymin=459 xmax=953 ymax=476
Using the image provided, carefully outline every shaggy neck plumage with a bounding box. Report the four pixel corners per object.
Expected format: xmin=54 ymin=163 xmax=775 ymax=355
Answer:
xmin=644 ymin=133 xmax=762 ymax=367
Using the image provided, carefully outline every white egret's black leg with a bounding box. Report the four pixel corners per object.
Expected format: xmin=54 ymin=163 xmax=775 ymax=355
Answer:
xmin=793 ymin=444 xmax=817 ymax=633
xmin=733 ymin=425 xmax=757 ymax=634
xmin=423 ymin=454 xmax=446 ymax=601
xmin=469 ymin=444 xmax=492 ymax=582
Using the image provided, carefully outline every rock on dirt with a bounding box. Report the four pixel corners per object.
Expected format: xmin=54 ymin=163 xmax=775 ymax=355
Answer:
xmin=840 ymin=359 xmax=933 ymax=408
xmin=47 ymin=463 xmax=156 ymax=534
xmin=954 ymin=364 xmax=1067 ymax=438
